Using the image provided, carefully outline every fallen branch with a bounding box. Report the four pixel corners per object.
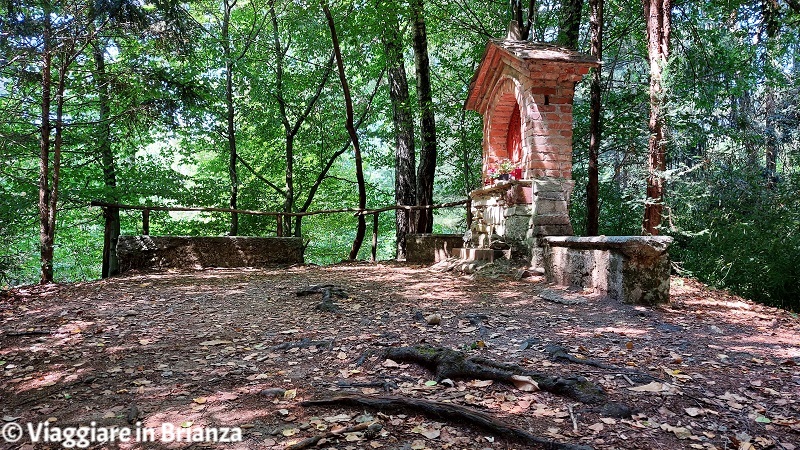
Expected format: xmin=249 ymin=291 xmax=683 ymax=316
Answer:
xmin=384 ymin=345 xmax=606 ymax=404
xmin=271 ymin=338 xmax=333 ymax=352
xmin=285 ymin=420 xmax=380 ymax=450
xmin=296 ymin=285 xmax=348 ymax=312
xmin=301 ymin=394 xmax=592 ymax=450
xmin=336 ymin=380 xmax=398 ymax=392
xmin=4 ymin=329 xmax=51 ymax=337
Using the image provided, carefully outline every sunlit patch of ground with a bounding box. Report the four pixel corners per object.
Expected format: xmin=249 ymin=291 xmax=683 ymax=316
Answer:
xmin=1 ymin=268 xmax=798 ymax=449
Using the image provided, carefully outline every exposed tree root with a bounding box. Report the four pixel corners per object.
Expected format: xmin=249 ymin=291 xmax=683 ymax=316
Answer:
xmin=296 ymin=284 xmax=348 ymax=312
xmin=301 ymin=394 xmax=593 ymax=450
xmin=384 ymin=345 xmax=607 ymax=404
xmin=545 ymin=344 xmax=617 ymax=370
xmin=546 ymin=344 xmax=659 ymax=385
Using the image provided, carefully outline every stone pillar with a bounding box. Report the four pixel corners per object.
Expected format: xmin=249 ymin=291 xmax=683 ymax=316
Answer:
xmin=527 ymin=177 xmax=574 ymax=268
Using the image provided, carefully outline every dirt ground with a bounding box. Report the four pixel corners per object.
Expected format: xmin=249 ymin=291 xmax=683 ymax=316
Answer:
xmin=0 ymin=262 xmax=798 ymax=450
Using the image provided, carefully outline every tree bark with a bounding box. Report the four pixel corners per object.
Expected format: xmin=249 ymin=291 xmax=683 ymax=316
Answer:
xmin=222 ymin=0 xmax=239 ymax=235
xmin=270 ymin=0 xmax=334 ymax=237
xmin=410 ymin=0 xmax=437 ymax=233
xmin=322 ymin=3 xmax=367 ymax=260
xmin=557 ymin=0 xmax=584 ymax=50
xmin=381 ymin=2 xmax=416 ymax=260
xmin=510 ymin=0 xmax=536 ymax=40
xmin=762 ymin=0 xmax=779 ymax=188
xmin=46 ymin=54 xmax=67 ymax=283
xmin=642 ymin=0 xmax=671 ymax=235
xmin=39 ymin=7 xmax=53 ymax=284
xmin=93 ymin=43 xmax=121 ymax=277
xmin=586 ymin=0 xmax=603 ymax=236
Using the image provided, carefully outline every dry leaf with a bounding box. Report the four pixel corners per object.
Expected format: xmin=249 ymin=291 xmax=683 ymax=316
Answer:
xmin=199 ymin=339 xmax=232 ymax=346
xmin=588 ymin=423 xmax=604 ymax=432
xmin=510 ymin=374 xmax=539 ymax=392
xmin=628 ymin=381 xmax=669 ymax=393
xmin=660 ymin=424 xmax=693 ymax=439
xmin=383 ymin=359 xmax=401 ymax=368
xmin=411 ymin=425 xmax=440 ymax=439
xmin=684 ymin=407 xmax=703 ymax=417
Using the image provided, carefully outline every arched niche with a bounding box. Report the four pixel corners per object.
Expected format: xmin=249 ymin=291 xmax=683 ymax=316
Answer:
xmin=484 ymin=77 xmax=525 ymax=178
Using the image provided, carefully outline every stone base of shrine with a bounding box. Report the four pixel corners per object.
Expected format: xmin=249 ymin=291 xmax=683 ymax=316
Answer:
xmin=451 ymin=248 xmax=511 ymax=262
xmin=542 ymin=236 xmax=673 ymax=305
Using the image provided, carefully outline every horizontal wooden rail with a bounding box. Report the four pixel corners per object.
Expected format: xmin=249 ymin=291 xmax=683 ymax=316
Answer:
xmin=90 ymin=200 xmax=468 ymax=217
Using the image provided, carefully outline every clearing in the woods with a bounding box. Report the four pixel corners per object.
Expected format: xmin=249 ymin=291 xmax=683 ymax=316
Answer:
xmin=0 ymin=263 xmax=798 ymax=449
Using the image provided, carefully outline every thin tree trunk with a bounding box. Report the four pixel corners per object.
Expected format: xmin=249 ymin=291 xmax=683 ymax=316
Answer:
xmin=765 ymin=88 xmax=777 ymax=187
xmin=586 ymin=0 xmax=603 ymax=236
xmin=381 ymin=2 xmax=416 ymax=260
xmin=322 ymin=3 xmax=367 ymax=260
xmin=39 ymin=8 xmax=53 ymax=284
xmin=510 ymin=0 xmax=536 ymax=40
xmin=93 ymin=43 xmax=121 ymax=277
xmin=270 ymin=1 xmax=333 ymax=237
xmin=222 ymin=0 xmax=238 ymax=235
xmin=46 ymin=55 xmax=67 ymax=284
xmin=410 ymin=0 xmax=437 ymax=233
xmin=762 ymin=1 xmax=779 ymax=189
xmin=642 ymin=0 xmax=671 ymax=235
xmin=557 ymin=0 xmax=584 ymax=49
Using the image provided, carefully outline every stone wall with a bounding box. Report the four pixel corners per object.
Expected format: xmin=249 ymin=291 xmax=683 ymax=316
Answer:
xmin=405 ymin=234 xmax=465 ymax=264
xmin=542 ymin=236 xmax=673 ymax=305
xmin=117 ymin=236 xmax=304 ymax=273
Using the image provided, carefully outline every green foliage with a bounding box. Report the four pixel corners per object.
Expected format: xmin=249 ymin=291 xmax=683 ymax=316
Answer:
xmin=1 ymin=0 xmax=799 ymax=312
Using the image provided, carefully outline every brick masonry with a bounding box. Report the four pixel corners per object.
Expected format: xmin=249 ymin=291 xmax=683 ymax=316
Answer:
xmin=464 ymin=40 xmax=598 ymax=266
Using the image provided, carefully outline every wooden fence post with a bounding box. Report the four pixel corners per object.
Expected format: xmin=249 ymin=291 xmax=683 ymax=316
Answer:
xmin=142 ymin=209 xmax=150 ymax=235
xmin=276 ymin=214 xmax=283 ymax=237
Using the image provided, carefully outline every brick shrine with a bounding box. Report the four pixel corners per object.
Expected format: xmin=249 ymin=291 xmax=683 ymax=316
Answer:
xmin=461 ymin=39 xmax=599 ymax=264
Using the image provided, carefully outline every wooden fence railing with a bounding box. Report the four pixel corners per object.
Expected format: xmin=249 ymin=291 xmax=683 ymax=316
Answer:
xmin=90 ymin=199 xmax=470 ymax=275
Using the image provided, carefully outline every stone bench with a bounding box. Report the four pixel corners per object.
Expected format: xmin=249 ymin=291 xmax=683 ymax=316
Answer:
xmin=117 ymin=236 xmax=304 ymax=273
xmin=542 ymin=236 xmax=673 ymax=305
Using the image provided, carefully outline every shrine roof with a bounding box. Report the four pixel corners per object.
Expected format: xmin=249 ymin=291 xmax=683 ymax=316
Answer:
xmin=465 ymin=39 xmax=600 ymax=111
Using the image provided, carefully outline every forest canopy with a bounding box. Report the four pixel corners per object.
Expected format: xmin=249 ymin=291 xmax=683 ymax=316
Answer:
xmin=1 ymin=0 xmax=799 ymax=310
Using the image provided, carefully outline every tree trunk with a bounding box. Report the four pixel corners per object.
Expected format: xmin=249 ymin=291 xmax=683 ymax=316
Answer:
xmin=93 ymin=43 xmax=121 ymax=278
xmin=410 ymin=0 xmax=437 ymax=233
xmin=764 ymin=88 xmax=777 ymax=188
xmin=381 ymin=2 xmax=416 ymax=260
xmin=762 ymin=0 xmax=779 ymax=189
xmin=322 ymin=3 xmax=367 ymax=260
xmin=510 ymin=0 xmax=536 ymax=40
xmin=557 ymin=0 xmax=584 ymax=50
xmin=222 ymin=0 xmax=238 ymax=235
xmin=39 ymin=9 xmax=53 ymax=284
xmin=586 ymin=0 xmax=603 ymax=236
xmin=46 ymin=55 xmax=67 ymax=283
xmin=642 ymin=0 xmax=671 ymax=235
